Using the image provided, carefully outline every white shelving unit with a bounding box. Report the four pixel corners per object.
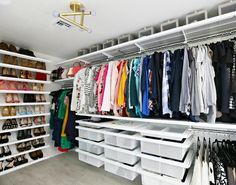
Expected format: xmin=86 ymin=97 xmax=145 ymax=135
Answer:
xmin=0 ymin=49 xmax=54 ymax=175
xmin=76 ymin=119 xmax=193 ymax=184
xmin=58 ymin=11 xmax=236 ymax=65
xmin=54 ymin=77 xmax=74 ymax=83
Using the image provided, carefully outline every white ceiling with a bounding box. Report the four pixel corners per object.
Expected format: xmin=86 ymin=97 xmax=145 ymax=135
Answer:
xmin=0 ymin=0 xmax=228 ymax=60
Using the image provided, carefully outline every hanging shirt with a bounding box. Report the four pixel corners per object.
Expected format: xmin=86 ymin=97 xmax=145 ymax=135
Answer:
xmin=179 ymin=47 xmax=191 ymax=115
xmin=191 ymin=155 xmax=202 ymax=185
xmin=110 ymin=61 xmax=119 ymax=110
xmin=117 ymin=61 xmax=128 ymax=107
xmin=162 ymin=51 xmax=172 ymax=117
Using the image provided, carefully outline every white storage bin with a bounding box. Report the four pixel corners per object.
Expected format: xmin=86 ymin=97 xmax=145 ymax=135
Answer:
xmin=186 ymin=10 xmax=208 ymax=24
xmin=104 ymin=129 xmax=121 ymax=146
xmin=160 ymin=19 xmax=179 ymax=31
xmin=104 ymin=162 xmax=138 ymax=181
xmin=117 ymin=131 xmax=139 ymax=150
xmin=79 ymin=153 xmax=104 ymax=167
xmin=218 ymin=1 xmax=236 ymax=15
xmin=140 ymin=137 xmax=192 ymax=161
xmin=141 ymin=151 xmax=193 ymax=180
xmin=79 ymin=129 xmax=104 ymax=142
xmin=79 ymin=141 xmax=104 ymax=155
xmin=138 ymin=26 xmax=155 ymax=38
xmin=104 ymin=148 xmax=139 ymax=165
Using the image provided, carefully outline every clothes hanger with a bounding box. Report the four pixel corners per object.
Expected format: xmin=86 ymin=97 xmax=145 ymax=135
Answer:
xmin=196 ymin=137 xmax=201 ymax=157
xmin=202 ymin=137 xmax=207 ymax=162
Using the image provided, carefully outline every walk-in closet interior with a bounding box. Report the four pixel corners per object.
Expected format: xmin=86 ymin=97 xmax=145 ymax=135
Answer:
xmin=0 ymin=0 xmax=236 ymax=185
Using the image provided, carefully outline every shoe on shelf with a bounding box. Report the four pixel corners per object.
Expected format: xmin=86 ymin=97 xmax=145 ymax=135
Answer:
xmin=8 ymin=81 xmax=17 ymax=90
xmin=11 ymin=119 xmax=18 ymax=129
xmin=32 ymin=83 xmax=39 ymax=91
xmin=19 ymin=70 xmax=26 ymax=79
xmin=40 ymin=95 xmax=46 ymax=102
xmin=40 ymin=106 xmax=45 ymax=114
xmin=4 ymin=158 xmax=15 ymax=170
xmin=36 ymin=150 xmax=43 ymax=158
xmin=33 ymin=128 xmax=41 ymax=136
xmin=2 ymin=107 xmax=10 ymax=117
xmin=19 ymin=118 xmax=28 ymax=128
xmin=27 ymin=117 xmax=33 ymax=127
xmin=38 ymin=138 xmax=45 ymax=147
xmin=26 ymin=106 xmax=33 ymax=115
xmin=14 ymin=156 xmax=23 ymax=166
xmin=21 ymin=155 xmax=28 ymax=164
xmin=25 ymin=141 xmax=31 ymax=150
xmin=25 ymin=129 xmax=32 ymax=138
xmin=39 ymin=127 xmax=46 ymax=135
xmin=16 ymin=143 xmax=25 ymax=152
xmin=26 ymin=71 xmax=33 ymax=79
xmin=5 ymin=93 xmax=13 ymax=103
xmin=3 ymin=146 xmax=11 ymax=156
xmin=0 ymin=147 xmax=4 ymax=158
xmin=31 ymin=139 xmax=40 ymax=148
xmin=2 ymin=119 xmax=12 ymax=130
xmin=17 ymin=106 xmax=26 ymax=115
xmin=0 ymin=80 xmax=7 ymax=90
xmin=2 ymin=68 xmax=10 ymax=77
xmin=13 ymin=94 xmax=20 ymax=103
xmin=17 ymin=130 xmax=25 ymax=140
xmin=29 ymin=151 xmax=38 ymax=160
xmin=1 ymin=134 xmax=9 ymax=143
xmin=0 ymin=161 xmax=3 ymax=172
xmin=10 ymin=69 xmax=17 ymax=78
xmin=35 ymin=106 xmax=40 ymax=114
xmin=36 ymin=94 xmax=41 ymax=102
xmin=16 ymin=82 xmax=23 ymax=90
xmin=6 ymin=157 xmax=14 ymax=163
xmin=9 ymin=106 xmax=16 ymax=116
xmin=22 ymin=82 xmax=30 ymax=91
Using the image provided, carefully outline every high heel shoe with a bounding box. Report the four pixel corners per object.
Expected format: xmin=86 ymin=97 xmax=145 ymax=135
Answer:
xmin=5 ymin=93 xmax=13 ymax=103
xmin=13 ymin=94 xmax=20 ymax=103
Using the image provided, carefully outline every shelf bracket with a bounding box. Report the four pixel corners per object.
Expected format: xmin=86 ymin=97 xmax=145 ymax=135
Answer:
xmin=102 ymin=52 xmax=113 ymax=59
xmin=135 ymin=43 xmax=145 ymax=53
xmin=182 ymin=30 xmax=188 ymax=44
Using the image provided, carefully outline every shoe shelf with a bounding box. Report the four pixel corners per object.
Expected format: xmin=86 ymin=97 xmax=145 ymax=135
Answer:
xmin=0 ymin=49 xmax=51 ymax=64
xmin=0 ymin=76 xmax=51 ymax=84
xmin=77 ymin=113 xmax=236 ymax=132
xmin=0 ymin=134 xmax=50 ymax=148
xmin=0 ymin=63 xmax=51 ymax=75
xmin=0 ymin=123 xmax=50 ymax=134
xmin=0 ymin=102 xmax=50 ymax=107
xmin=0 ymin=90 xmax=50 ymax=94
xmin=0 ymin=113 xmax=50 ymax=121
xmin=0 ymin=150 xmax=50 ymax=176
xmin=0 ymin=145 xmax=49 ymax=161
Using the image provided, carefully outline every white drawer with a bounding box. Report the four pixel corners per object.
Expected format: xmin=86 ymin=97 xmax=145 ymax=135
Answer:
xmin=117 ymin=131 xmax=139 ymax=150
xmin=104 ymin=129 xmax=121 ymax=146
xmin=79 ymin=129 xmax=104 ymax=142
xmin=79 ymin=141 xmax=104 ymax=155
xmin=104 ymin=162 xmax=138 ymax=181
xmin=78 ymin=153 xmax=104 ymax=167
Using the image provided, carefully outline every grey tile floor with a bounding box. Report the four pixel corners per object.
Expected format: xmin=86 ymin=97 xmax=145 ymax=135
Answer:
xmin=0 ymin=152 xmax=141 ymax=185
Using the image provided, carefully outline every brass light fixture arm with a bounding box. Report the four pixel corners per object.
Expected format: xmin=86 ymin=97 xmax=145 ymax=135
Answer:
xmin=59 ymin=14 xmax=89 ymax=31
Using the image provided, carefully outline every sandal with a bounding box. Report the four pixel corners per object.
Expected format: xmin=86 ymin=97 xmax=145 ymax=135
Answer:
xmin=2 ymin=107 xmax=10 ymax=116
xmin=13 ymin=94 xmax=20 ymax=103
xmin=11 ymin=119 xmax=18 ymax=129
xmin=4 ymin=158 xmax=15 ymax=170
xmin=25 ymin=142 xmax=31 ymax=150
xmin=0 ymin=80 xmax=7 ymax=90
xmin=5 ymin=93 xmax=13 ymax=103
xmin=32 ymin=83 xmax=39 ymax=91
xmin=0 ymin=147 xmax=4 ymax=158
xmin=8 ymin=81 xmax=17 ymax=90
xmin=19 ymin=118 xmax=28 ymax=128
xmin=42 ymin=116 xmax=46 ymax=124
xmin=9 ymin=106 xmax=16 ymax=116
xmin=2 ymin=119 xmax=12 ymax=130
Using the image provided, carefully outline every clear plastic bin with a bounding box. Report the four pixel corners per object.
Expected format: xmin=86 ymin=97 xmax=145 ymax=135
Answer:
xmin=140 ymin=137 xmax=192 ymax=161
xmin=104 ymin=129 xmax=121 ymax=146
xmin=141 ymin=151 xmax=193 ymax=179
xmin=117 ymin=131 xmax=139 ymax=150
xmin=79 ymin=129 xmax=104 ymax=142
xmin=104 ymin=148 xmax=140 ymax=165
xmin=78 ymin=153 xmax=104 ymax=167
xmin=104 ymin=162 xmax=138 ymax=181
xmin=79 ymin=141 xmax=104 ymax=155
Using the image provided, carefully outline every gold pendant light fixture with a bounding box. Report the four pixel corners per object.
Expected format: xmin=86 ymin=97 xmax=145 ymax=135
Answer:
xmin=58 ymin=1 xmax=93 ymax=32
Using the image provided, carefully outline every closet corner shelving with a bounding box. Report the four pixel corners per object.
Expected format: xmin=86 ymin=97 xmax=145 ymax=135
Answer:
xmin=0 ymin=48 xmax=53 ymax=176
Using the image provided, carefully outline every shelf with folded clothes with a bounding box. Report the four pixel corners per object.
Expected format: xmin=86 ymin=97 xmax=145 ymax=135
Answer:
xmin=0 ymin=113 xmax=50 ymax=121
xmin=0 ymin=76 xmax=51 ymax=84
xmin=0 ymin=144 xmax=49 ymax=161
xmin=0 ymin=148 xmax=50 ymax=176
xmin=0 ymin=63 xmax=51 ymax=75
xmin=0 ymin=102 xmax=50 ymax=107
xmin=0 ymin=123 xmax=50 ymax=134
xmin=0 ymin=132 xmax=50 ymax=148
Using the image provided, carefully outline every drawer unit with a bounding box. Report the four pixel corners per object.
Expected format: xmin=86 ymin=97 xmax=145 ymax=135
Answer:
xmin=117 ymin=131 xmax=139 ymax=150
xmin=78 ymin=153 xmax=104 ymax=168
xmin=186 ymin=10 xmax=208 ymax=24
xmin=79 ymin=140 xmax=104 ymax=155
xmin=104 ymin=148 xmax=139 ymax=166
xmin=90 ymin=44 xmax=103 ymax=53
xmin=103 ymin=39 xmax=117 ymax=49
xmin=140 ymin=137 xmax=192 ymax=161
xmin=118 ymin=34 xmax=136 ymax=44
xmin=141 ymin=150 xmax=193 ymax=180
xmin=78 ymin=49 xmax=89 ymax=56
xmin=104 ymin=162 xmax=138 ymax=181
xmin=79 ymin=128 xmax=104 ymax=142
xmin=160 ymin=19 xmax=179 ymax=31
xmin=104 ymin=129 xmax=121 ymax=146
xmin=218 ymin=1 xmax=236 ymax=15
xmin=138 ymin=26 xmax=155 ymax=38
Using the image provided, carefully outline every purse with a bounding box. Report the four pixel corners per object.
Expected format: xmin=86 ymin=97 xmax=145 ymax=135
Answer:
xmin=67 ymin=63 xmax=81 ymax=77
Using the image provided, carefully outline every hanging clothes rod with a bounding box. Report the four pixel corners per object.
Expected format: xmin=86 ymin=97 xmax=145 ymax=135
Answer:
xmin=88 ymin=29 xmax=236 ymax=66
